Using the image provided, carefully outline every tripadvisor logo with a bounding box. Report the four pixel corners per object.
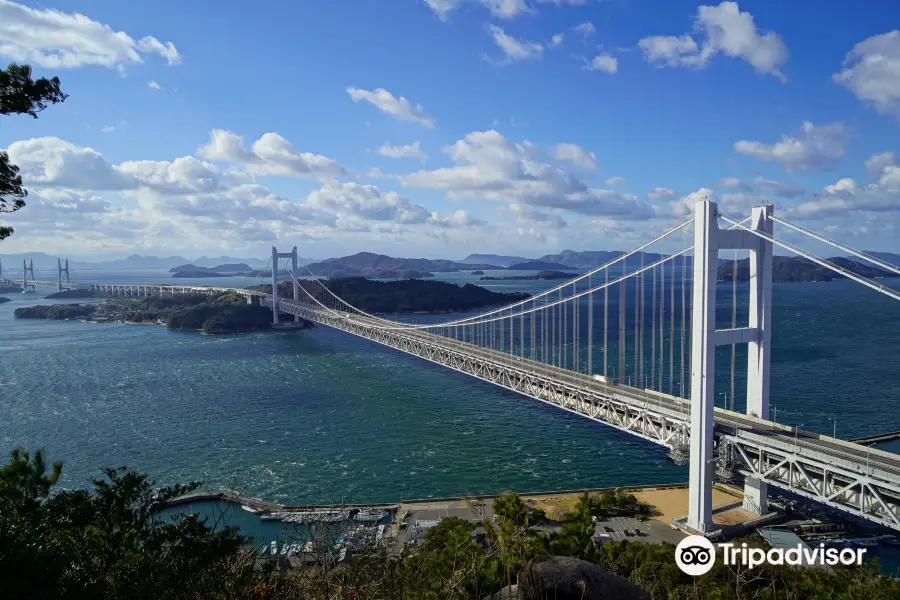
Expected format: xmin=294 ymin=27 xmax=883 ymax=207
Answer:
xmin=675 ymin=535 xmax=867 ymax=576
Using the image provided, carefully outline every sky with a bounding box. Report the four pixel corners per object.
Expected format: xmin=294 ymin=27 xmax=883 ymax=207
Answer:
xmin=0 ymin=0 xmax=898 ymax=261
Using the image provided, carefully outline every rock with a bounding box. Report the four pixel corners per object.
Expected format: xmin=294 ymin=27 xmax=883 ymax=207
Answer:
xmin=484 ymin=584 xmax=518 ymax=599
xmin=515 ymin=556 xmax=651 ymax=600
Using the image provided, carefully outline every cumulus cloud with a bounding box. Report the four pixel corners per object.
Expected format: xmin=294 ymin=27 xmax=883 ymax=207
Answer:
xmin=376 ymin=141 xmax=428 ymax=161
xmin=198 ymin=129 xmax=347 ymax=178
xmin=6 ymin=137 xmax=135 ymax=190
xmin=638 ymin=1 xmax=788 ymax=80
xmin=506 ymin=203 xmax=568 ymax=229
xmin=398 ymin=130 xmax=652 ymax=219
xmin=346 ymin=87 xmax=435 ymax=127
xmin=487 ymin=25 xmax=544 ymax=63
xmin=833 ymin=31 xmax=900 ymax=118
xmin=553 ymin=143 xmax=597 ymax=169
xmin=718 ymin=176 xmax=803 ymax=198
xmin=733 ymin=121 xmax=845 ymax=172
xmin=148 ymin=80 xmax=162 ymax=90
xmin=550 ymin=33 xmax=565 ymax=47
xmin=303 ymin=181 xmax=433 ymax=225
xmin=584 ymin=54 xmax=618 ymax=74
xmin=605 ymin=176 xmax=627 ymax=186
xmin=573 ymin=21 xmax=596 ymax=38
xmin=0 ymin=0 xmax=180 ymax=70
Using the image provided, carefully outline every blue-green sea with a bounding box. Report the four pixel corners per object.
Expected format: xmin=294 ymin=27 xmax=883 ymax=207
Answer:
xmin=1 ymin=269 xmax=899 ymax=504
xmin=3 ymin=268 xmax=900 ymax=573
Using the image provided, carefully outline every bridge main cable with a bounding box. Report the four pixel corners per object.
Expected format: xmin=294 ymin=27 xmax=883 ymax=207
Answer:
xmin=718 ymin=211 xmax=900 ymax=302
xmin=296 ymin=217 xmax=697 ymax=330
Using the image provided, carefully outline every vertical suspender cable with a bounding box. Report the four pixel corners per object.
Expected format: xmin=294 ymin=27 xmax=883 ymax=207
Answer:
xmin=731 ymin=250 xmax=737 ymax=411
xmin=669 ymin=254 xmax=675 ymax=395
xmin=520 ymin=303 xmax=524 ymax=358
xmin=651 ymin=264 xmax=656 ymax=390
xmin=633 ymin=262 xmax=639 ymax=386
xmin=658 ymin=261 xmax=664 ymax=391
xmin=604 ymin=268 xmax=609 ymax=379
xmin=638 ymin=252 xmax=644 ymax=387
xmin=573 ymin=283 xmax=579 ymax=372
xmin=588 ymin=272 xmax=593 ymax=376
xmin=680 ymin=252 xmax=686 ymax=398
xmin=618 ymin=272 xmax=626 ymax=384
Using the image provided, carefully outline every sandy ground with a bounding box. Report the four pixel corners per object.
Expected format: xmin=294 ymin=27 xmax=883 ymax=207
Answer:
xmin=521 ymin=485 xmax=745 ymax=523
xmin=633 ymin=486 xmax=743 ymax=523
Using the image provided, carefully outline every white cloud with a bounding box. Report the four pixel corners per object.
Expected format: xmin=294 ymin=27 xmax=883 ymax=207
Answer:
xmin=198 ymin=129 xmax=347 ymax=179
xmin=303 ymin=181 xmax=433 ymax=225
xmin=647 ymin=187 xmax=677 ymax=201
xmin=832 ymin=31 xmax=900 ymax=118
xmin=638 ymin=1 xmax=787 ymax=80
xmin=734 ymin=121 xmax=845 ymax=172
xmin=507 ymin=203 xmax=568 ymax=229
xmin=376 ymin=141 xmax=428 ymax=161
xmin=553 ymin=143 xmax=597 ymax=169
xmin=398 ymin=130 xmax=652 ymax=219
xmin=6 ymin=136 xmax=135 ymax=190
xmin=866 ymin=152 xmax=896 ymax=176
xmin=669 ymin=187 xmax=715 ymax=217
xmin=428 ymin=209 xmax=485 ymax=228
xmin=585 ymin=54 xmax=618 ymax=74
xmin=148 ymin=80 xmax=162 ymax=90
xmin=487 ymin=25 xmax=544 ymax=63
xmin=573 ymin=21 xmax=596 ymax=37
xmin=550 ymin=33 xmax=565 ymax=47
xmin=605 ymin=176 xmax=626 ymax=186
xmin=346 ymin=87 xmax=435 ymax=127
xmin=101 ymin=125 xmax=116 ymax=133
xmin=0 ymin=0 xmax=180 ymax=70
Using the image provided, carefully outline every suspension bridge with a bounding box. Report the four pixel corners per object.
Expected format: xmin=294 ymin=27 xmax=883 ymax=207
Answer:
xmin=4 ymin=199 xmax=900 ymax=537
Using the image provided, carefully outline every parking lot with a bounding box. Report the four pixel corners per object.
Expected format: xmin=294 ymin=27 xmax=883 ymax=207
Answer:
xmin=593 ymin=516 xmax=685 ymax=546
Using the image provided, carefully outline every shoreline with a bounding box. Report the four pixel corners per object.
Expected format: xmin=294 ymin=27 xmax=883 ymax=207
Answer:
xmin=166 ymin=481 xmax=694 ymax=512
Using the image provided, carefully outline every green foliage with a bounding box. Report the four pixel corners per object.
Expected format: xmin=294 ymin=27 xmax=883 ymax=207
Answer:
xmin=1 ymin=63 xmax=68 ymax=241
xmin=13 ymin=304 xmax=95 ymax=320
xmin=720 ymin=256 xmax=899 ymax=283
xmin=4 ymin=447 xmax=900 ymax=600
xmin=253 ymin=278 xmax=530 ymax=314
xmin=201 ymin=304 xmax=272 ymax=334
xmin=593 ymin=489 xmax=648 ymax=518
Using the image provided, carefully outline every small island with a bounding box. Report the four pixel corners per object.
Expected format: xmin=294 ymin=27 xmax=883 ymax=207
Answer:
xmin=470 ymin=270 xmax=485 ymax=275
xmin=0 ymin=297 xmax=10 ymax=305
xmin=480 ymin=270 xmax=573 ymax=281
xmin=45 ymin=289 xmax=108 ymax=299
xmin=14 ymin=292 xmax=313 ymax=335
xmin=719 ymin=256 xmax=899 ymax=282
xmin=0 ymin=285 xmax=22 ymax=294
xmin=252 ymin=278 xmax=530 ymax=314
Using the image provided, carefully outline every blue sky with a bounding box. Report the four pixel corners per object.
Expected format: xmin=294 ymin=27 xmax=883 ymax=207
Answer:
xmin=1 ymin=0 xmax=898 ymax=260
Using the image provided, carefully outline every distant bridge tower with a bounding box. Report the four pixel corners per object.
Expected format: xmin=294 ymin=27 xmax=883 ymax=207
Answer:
xmin=57 ymin=258 xmax=70 ymax=291
xmin=688 ymin=199 xmax=773 ymax=533
xmin=22 ymin=259 xmax=35 ymax=293
xmin=271 ymin=246 xmax=300 ymax=325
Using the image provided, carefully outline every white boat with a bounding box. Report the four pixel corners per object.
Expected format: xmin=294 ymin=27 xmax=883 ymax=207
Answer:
xmin=240 ymin=504 xmax=262 ymax=514
xmin=270 ymin=541 xmax=277 ymax=556
xmin=280 ymin=543 xmax=289 ymax=556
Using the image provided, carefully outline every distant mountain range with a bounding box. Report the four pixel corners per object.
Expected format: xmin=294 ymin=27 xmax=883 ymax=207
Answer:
xmin=0 ymin=252 xmax=273 ymax=271
xmin=719 ymin=256 xmax=899 ymax=282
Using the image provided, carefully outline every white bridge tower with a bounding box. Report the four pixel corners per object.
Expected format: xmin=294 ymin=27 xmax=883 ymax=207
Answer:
xmin=57 ymin=258 xmax=70 ymax=291
xmin=688 ymin=199 xmax=774 ymax=532
xmin=22 ymin=258 xmax=35 ymax=293
xmin=271 ymin=246 xmax=300 ymax=325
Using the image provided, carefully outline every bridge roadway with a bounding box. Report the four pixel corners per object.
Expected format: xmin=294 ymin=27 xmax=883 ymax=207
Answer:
xmin=276 ymin=300 xmax=900 ymax=530
xmin=12 ymin=279 xmax=900 ymax=529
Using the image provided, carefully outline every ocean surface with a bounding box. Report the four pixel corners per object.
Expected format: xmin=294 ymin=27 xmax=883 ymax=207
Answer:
xmin=2 ymin=268 xmax=898 ymax=504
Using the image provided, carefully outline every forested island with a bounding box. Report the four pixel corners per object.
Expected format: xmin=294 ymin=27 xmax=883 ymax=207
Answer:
xmin=0 ymin=285 xmax=21 ymax=294
xmin=480 ymin=270 xmax=573 ymax=281
xmin=718 ymin=256 xmax=899 ymax=282
xmin=252 ymin=278 xmax=530 ymax=314
xmin=0 ymin=297 xmax=10 ymax=305
xmin=13 ymin=293 xmax=312 ymax=335
xmin=45 ymin=289 xmax=107 ymax=299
